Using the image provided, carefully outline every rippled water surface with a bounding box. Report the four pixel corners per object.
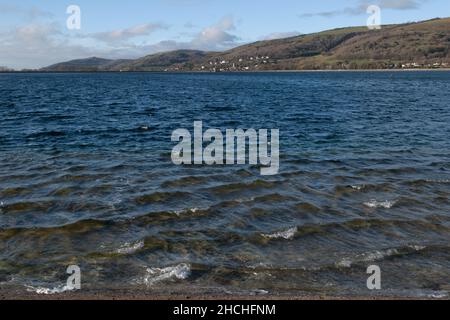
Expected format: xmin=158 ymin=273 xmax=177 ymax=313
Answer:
xmin=0 ymin=72 xmax=449 ymax=297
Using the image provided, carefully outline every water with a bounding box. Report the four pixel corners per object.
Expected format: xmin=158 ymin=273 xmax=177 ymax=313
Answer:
xmin=0 ymin=72 xmax=449 ymax=298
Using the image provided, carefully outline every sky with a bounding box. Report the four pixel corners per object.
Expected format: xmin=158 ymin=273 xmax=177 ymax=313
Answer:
xmin=0 ymin=0 xmax=449 ymax=69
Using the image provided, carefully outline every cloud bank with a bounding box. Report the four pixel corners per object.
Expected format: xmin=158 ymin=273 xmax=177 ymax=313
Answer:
xmin=0 ymin=15 xmax=243 ymax=69
xmin=299 ymin=0 xmax=426 ymax=18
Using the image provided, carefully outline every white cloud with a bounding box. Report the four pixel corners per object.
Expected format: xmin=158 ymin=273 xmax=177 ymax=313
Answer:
xmin=90 ymin=23 xmax=169 ymax=43
xmin=262 ymin=31 xmax=302 ymax=40
xmin=0 ymin=23 xmax=102 ymax=69
xmin=108 ymin=16 xmax=242 ymax=56
xmin=0 ymin=16 xmax=242 ymax=69
xmin=190 ymin=15 xmax=240 ymax=50
xmin=300 ymin=0 xmax=426 ymax=18
xmin=0 ymin=4 xmax=53 ymax=20
xmin=379 ymin=0 xmax=421 ymax=9
xmin=184 ymin=22 xmax=197 ymax=29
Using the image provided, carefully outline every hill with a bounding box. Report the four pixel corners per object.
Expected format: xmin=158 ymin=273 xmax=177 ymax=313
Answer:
xmin=41 ymin=57 xmax=132 ymax=72
xmin=110 ymin=50 xmax=217 ymax=71
xmin=0 ymin=66 xmax=14 ymax=72
xmin=41 ymin=18 xmax=450 ymax=72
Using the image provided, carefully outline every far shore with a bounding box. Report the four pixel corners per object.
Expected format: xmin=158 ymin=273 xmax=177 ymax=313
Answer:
xmin=1 ymin=68 xmax=450 ymax=74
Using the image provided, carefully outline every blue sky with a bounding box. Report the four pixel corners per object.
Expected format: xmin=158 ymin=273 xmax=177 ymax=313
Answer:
xmin=1 ymin=0 xmax=449 ymax=69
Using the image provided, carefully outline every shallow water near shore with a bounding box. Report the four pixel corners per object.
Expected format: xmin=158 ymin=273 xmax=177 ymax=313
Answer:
xmin=0 ymin=71 xmax=449 ymax=298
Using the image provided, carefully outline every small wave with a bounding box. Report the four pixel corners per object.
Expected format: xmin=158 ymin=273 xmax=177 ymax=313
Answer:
xmin=424 ymin=179 xmax=450 ymax=184
xmin=335 ymin=183 xmax=393 ymax=194
xmin=1 ymin=200 xmax=57 ymax=214
xmin=116 ymin=240 xmax=145 ymax=254
xmin=135 ymin=191 xmax=192 ymax=205
xmin=359 ymin=249 xmax=400 ymax=262
xmin=235 ymin=197 xmax=255 ymax=203
xmin=236 ymin=169 xmax=253 ymax=177
xmin=141 ymin=263 xmax=191 ymax=286
xmin=161 ymin=175 xmax=211 ymax=188
xmin=172 ymin=207 xmax=204 ymax=216
xmin=364 ymin=199 xmax=397 ymax=209
xmin=357 ymin=167 xmax=418 ymax=175
xmin=409 ymin=245 xmax=426 ymax=251
xmin=253 ymin=193 xmax=296 ymax=203
xmin=336 ymin=245 xmax=427 ymax=268
xmin=410 ymin=178 xmax=450 ymax=185
xmin=26 ymin=130 xmax=66 ymax=138
xmin=209 ymin=180 xmax=276 ymax=195
xmin=26 ymin=284 xmax=75 ymax=295
xmin=427 ymin=291 xmax=449 ymax=299
xmin=136 ymin=125 xmax=151 ymax=132
xmin=0 ymin=219 xmax=109 ymax=241
xmin=251 ymin=289 xmax=269 ymax=295
xmin=0 ymin=187 xmax=31 ymax=198
xmin=427 ymin=179 xmax=450 ymax=184
xmin=295 ymin=202 xmax=321 ymax=213
xmin=336 ymin=258 xmax=352 ymax=268
xmin=204 ymin=105 xmax=235 ymax=112
xmin=262 ymin=227 xmax=297 ymax=240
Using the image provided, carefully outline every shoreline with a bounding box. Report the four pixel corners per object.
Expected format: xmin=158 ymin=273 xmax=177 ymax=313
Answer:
xmin=0 ymin=286 xmax=446 ymax=300
xmin=0 ymin=290 xmax=437 ymax=301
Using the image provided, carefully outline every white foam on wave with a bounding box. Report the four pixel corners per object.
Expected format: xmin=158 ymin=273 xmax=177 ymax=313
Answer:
xmin=116 ymin=240 xmax=145 ymax=255
xmin=173 ymin=207 xmax=203 ymax=216
xmin=336 ymin=245 xmax=426 ymax=268
xmin=409 ymin=245 xmax=426 ymax=251
xmin=336 ymin=258 xmax=353 ymax=268
xmin=364 ymin=199 xmax=397 ymax=209
xmin=251 ymin=289 xmax=269 ymax=295
xmin=262 ymin=227 xmax=297 ymax=240
xmin=351 ymin=185 xmax=364 ymax=191
xmin=428 ymin=291 xmax=449 ymax=299
xmin=141 ymin=263 xmax=191 ymax=286
xmin=425 ymin=178 xmax=450 ymax=183
xmin=26 ymin=284 xmax=75 ymax=295
xmin=173 ymin=198 xmax=255 ymax=216
xmin=360 ymin=248 xmax=399 ymax=262
xmin=235 ymin=197 xmax=255 ymax=203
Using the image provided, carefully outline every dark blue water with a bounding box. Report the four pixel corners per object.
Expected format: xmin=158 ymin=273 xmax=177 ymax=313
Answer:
xmin=0 ymin=72 xmax=449 ymax=297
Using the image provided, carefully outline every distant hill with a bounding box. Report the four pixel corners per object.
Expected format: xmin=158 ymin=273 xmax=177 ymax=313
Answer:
xmin=41 ymin=18 xmax=450 ymax=72
xmin=41 ymin=57 xmax=132 ymax=72
xmin=0 ymin=66 xmax=14 ymax=72
xmin=111 ymin=50 xmax=217 ymax=72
